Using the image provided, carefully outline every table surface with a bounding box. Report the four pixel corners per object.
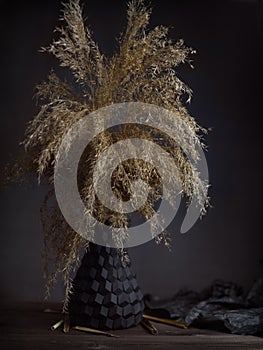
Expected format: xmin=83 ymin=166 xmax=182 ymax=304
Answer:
xmin=0 ymin=302 xmax=263 ymax=350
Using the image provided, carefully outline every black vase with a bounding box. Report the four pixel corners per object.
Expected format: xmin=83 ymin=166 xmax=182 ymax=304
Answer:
xmin=69 ymin=243 xmax=144 ymax=330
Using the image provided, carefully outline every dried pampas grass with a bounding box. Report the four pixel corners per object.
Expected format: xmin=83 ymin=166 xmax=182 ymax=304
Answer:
xmin=13 ymin=0 xmax=208 ymax=310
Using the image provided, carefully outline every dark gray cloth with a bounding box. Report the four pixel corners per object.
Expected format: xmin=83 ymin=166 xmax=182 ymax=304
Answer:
xmin=144 ymin=277 xmax=263 ymax=335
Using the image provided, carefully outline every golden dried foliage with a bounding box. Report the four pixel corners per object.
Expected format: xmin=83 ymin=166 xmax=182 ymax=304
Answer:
xmin=14 ymin=0 xmax=208 ymax=310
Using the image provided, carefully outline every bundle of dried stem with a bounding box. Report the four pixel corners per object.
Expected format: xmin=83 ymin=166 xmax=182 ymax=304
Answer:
xmin=13 ymin=0 xmax=208 ymax=310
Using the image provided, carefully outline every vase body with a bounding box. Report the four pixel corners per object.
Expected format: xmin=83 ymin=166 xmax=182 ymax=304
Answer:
xmin=69 ymin=243 xmax=144 ymax=330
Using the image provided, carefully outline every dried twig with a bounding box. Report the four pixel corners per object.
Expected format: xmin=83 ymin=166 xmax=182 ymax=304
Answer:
xmin=51 ymin=319 xmax=64 ymax=331
xmin=72 ymin=325 xmax=120 ymax=337
xmin=141 ymin=317 xmax=158 ymax=335
xmin=143 ymin=314 xmax=188 ymax=329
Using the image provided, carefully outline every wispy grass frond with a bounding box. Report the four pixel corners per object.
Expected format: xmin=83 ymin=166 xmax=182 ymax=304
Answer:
xmin=13 ymin=0 xmax=209 ymax=309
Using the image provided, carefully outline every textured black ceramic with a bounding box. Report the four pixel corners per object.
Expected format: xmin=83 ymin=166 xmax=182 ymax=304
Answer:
xmin=69 ymin=243 xmax=144 ymax=330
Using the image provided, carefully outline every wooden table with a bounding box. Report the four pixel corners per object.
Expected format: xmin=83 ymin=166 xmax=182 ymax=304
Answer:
xmin=0 ymin=302 xmax=263 ymax=350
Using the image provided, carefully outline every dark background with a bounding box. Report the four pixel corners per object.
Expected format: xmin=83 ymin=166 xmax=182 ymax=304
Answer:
xmin=0 ymin=0 xmax=263 ymax=302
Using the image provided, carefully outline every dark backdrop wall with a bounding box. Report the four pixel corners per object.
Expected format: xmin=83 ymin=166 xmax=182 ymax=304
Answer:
xmin=1 ymin=0 xmax=263 ymax=302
